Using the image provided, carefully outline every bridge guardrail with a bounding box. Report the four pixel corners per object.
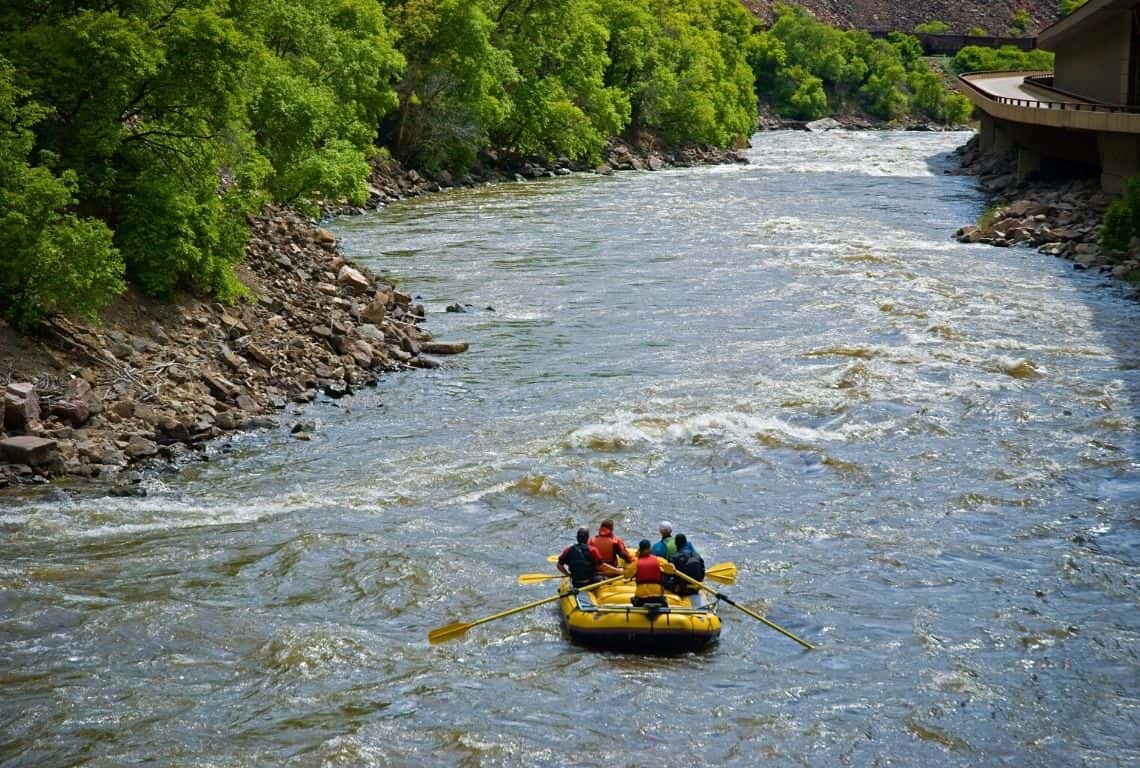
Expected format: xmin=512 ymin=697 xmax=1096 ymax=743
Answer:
xmin=958 ymin=71 xmax=1140 ymax=115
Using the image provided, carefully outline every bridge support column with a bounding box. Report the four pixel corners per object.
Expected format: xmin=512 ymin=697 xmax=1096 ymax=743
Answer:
xmin=1097 ymin=133 xmax=1140 ymax=193
xmin=978 ymin=114 xmax=1015 ymax=155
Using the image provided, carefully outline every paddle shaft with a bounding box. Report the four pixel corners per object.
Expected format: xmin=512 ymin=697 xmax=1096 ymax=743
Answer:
xmin=674 ymin=571 xmax=815 ymax=650
xmin=429 ymin=575 xmax=623 ymax=643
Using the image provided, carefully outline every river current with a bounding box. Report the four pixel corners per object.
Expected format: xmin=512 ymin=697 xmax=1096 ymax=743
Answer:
xmin=2 ymin=131 xmax=1138 ymax=766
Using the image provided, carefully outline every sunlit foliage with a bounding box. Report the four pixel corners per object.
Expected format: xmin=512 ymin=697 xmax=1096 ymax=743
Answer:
xmin=749 ymin=5 xmax=972 ymax=124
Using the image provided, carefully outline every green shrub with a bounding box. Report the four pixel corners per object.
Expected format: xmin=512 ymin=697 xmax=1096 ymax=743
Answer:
xmin=1010 ymin=9 xmax=1032 ymax=36
xmin=950 ymin=45 xmax=1054 ymax=75
xmin=915 ymin=20 xmax=951 ymax=35
xmin=1100 ymin=178 xmax=1140 ymax=251
xmin=1061 ymin=0 xmax=1089 ymax=17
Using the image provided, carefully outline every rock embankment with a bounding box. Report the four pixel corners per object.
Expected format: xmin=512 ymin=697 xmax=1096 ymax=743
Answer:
xmin=951 ymin=139 xmax=1140 ymax=283
xmin=0 ymin=207 xmax=463 ymax=490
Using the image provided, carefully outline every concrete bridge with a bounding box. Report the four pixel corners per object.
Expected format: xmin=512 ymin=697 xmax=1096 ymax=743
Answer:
xmin=956 ymin=0 xmax=1140 ymax=192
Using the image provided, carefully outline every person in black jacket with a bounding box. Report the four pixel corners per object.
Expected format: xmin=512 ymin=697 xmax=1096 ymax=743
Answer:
xmin=557 ymin=527 xmax=619 ymax=587
xmin=667 ymin=534 xmax=705 ymax=595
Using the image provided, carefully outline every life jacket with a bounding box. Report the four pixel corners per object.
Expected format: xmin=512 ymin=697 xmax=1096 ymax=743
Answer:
xmin=590 ymin=531 xmax=627 ymax=565
xmin=635 ymin=554 xmax=662 ymax=584
xmin=651 ymin=536 xmax=676 ymax=558
xmin=561 ymin=543 xmax=596 ymax=586
xmin=633 ymin=554 xmax=665 ymax=600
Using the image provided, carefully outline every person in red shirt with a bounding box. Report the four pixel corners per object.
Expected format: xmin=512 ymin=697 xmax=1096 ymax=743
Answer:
xmin=589 ymin=518 xmax=633 ymax=569
xmin=557 ymin=528 xmax=620 ymax=587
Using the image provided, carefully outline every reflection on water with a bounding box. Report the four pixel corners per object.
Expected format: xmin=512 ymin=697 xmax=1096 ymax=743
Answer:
xmin=2 ymin=131 xmax=1139 ymax=766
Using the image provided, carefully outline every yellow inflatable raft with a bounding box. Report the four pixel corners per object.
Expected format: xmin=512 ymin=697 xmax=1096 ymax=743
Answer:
xmin=557 ymin=578 xmax=721 ymax=653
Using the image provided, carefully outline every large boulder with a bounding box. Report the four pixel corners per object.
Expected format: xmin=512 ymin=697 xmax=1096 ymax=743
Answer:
xmin=0 ymin=436 xmax=58 ymax=466
xmin=805 ymin=118 xmax=841 ymax=132
xmin=337 ymin=265 xmax=370 ymax=294
xmin=420 ymin=341 xmax=469 ymax=355
xmin=51 ymin=399 xmax=91 ymax=427
xmin=4 ymin=383 xmax=40 ymax=431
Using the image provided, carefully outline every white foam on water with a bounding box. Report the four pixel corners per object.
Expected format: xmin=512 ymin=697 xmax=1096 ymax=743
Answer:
xmin=665 ymin=410 xmax=848 ymax=446
xmin=565 ymin=420 xmax=654 ymax=451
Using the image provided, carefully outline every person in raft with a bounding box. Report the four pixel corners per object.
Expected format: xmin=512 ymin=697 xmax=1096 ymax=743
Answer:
xmin=623 ymin=539 xmax=678 ymax=607
xmin=650 ymin=521 xmax=677 ymax=558
xmin=558 ymin=528 xmax=621 ymax=588
xmin=589 ymin=518 xmax=633 ymax=569
xmin=667 ymin=533 xmax=705 ymax=595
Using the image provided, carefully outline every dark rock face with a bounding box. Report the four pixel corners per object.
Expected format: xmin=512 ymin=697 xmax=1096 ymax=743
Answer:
xmin=741 ymin=1 xmax=1059 ymax=36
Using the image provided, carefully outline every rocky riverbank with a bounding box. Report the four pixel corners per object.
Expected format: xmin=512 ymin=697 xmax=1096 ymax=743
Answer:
xmin=0 ymin=138 xmax=743 ymax=493
xmin=952 ymin=137 xmax=1140 ymax=285
xmin=0 ymin=206 xmax=466 ymax=492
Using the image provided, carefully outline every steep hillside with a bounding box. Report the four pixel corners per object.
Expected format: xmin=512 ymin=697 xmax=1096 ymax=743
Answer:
xmin=743 ymin=1 xmax=1062 ymax=36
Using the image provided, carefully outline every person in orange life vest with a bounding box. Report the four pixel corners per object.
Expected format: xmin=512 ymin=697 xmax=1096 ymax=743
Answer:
xmin=622 ymin=539 xmax=677 ymax=607
xmin=589 ymin=518 xmax=633 ymax=569
xmin=557 ymin=528 xmax=620 ymax=588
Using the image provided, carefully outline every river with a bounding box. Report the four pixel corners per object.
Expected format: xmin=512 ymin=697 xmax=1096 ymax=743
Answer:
xmin=2 ymin=131 xmax=1138 ymax=766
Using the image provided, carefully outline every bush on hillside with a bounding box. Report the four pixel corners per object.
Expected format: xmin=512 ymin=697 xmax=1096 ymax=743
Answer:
xmin=749 ymin=5 xmax=973 ymax=124
xmin=1061 ymin=0 xmax=1089 ymax=17
xmin=1101 ymin=178 xmax=1140 ymax=252
xmin=950 ymin=45 xmax=1055 ymax=74
xmin=914 ymin=20 xmax=951 ymax=35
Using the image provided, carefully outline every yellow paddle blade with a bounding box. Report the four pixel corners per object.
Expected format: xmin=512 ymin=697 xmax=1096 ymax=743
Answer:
xmin=517 ymin=573 xmax=563 ymax=585
xmin=428 ymin=621 xmax=475 ymax=644
xmin=546 ymin=554 xmax=559 ymax=563
xmin=705 ymin=562 xmax=737 ymax=585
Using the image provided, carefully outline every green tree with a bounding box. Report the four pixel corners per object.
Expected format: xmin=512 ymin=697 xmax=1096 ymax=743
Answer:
xmin=749 ymin=5 xmax=970 ymax=125
xmin=240 ymin=0 xmax=403 ymax=207
xmin=625 ymin=0 xmax=756 ymax=146
xmin=491 ymin=0 xmax=628 ymax=161
xmin=0 ymin=60 xmax=123 ymax=327
xmin=1061 ymin=0 xmax=1088 ymax=17
xmin=2 ymin=0 xmax=262 ymax=299
xmin=383 ymin=0 xmax=513 ymax=171
xmin=1101 ymin=178 xmax=1140 ymax=251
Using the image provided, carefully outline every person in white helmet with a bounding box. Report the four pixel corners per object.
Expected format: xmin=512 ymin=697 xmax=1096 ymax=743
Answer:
xmin=650 ymin=521 xmax=676 ymax=558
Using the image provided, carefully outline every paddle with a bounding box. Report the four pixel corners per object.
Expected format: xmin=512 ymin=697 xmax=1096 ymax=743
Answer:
xmin=673 ymin=570 xmax=815 ymax=650
xmin=428 ymin=575 xmax=623 ymax=644
xmin=518 ymin=561 xmax=737 ymax=586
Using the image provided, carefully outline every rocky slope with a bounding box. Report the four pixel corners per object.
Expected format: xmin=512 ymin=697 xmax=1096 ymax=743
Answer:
xmin=743 ymin=1 xmax=1061 ymax=36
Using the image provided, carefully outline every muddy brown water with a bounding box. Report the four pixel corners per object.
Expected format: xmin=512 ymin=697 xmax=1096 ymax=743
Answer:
xmin=2 ymin=131 xmax=1138 ymax=766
